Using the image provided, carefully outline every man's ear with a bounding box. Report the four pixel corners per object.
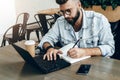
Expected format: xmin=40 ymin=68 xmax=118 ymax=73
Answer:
xmin=77 ymin=1 xmax=81 ymax=8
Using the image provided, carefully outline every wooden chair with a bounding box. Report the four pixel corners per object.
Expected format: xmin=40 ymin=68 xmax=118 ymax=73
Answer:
xmin=37 ymin=14 xmax=60 ymax=37
xmin=1 ymin=24 xmax=23 ymax=46
xmin=36 ymin=8 xmax=58 ymax=35
xmin=110 ymin=20 xmax=120 ymax=60
xmin=1 ymin=12 xmax=29 ymax=47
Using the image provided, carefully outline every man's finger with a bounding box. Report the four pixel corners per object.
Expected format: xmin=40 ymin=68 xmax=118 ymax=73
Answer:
xmin=53 ymin=53 xmax=56 ymax=60
xmin=49 ymin=51 xmax=53 ymax=60
xmin=46 ymin=54 xmax=50 ymax=61
xmin=43 ymin=54 xmax=47 ymax=60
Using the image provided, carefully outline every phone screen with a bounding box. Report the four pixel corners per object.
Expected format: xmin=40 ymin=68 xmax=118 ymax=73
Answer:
xmin=76 ymin=64 xmax=91 ymax=75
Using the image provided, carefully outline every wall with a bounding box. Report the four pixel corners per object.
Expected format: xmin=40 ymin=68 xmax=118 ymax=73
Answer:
xmin=15 ymin=0 xmax=58 ymax=23
xmin=84 ymin=6 xmax=120 ymax=22
xmin=0 ymin=0 xmax=58 ymax=45
xmin=0 ymin=0 xmax=16 ymax=34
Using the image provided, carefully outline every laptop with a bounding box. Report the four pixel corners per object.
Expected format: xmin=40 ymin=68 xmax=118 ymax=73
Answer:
xmin=12 ymin=44 xmax=71 ymax=74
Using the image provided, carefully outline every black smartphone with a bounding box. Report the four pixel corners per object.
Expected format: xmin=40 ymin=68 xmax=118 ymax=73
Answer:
xmin=76 ymin=64 xmax=91 ymax=75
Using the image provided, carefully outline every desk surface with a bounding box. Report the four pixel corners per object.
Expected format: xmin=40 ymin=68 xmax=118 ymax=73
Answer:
xmin=0 ymin=41 xmax=120 ymax=80
xmin=38 ymin=8 xmax=60 ymax=15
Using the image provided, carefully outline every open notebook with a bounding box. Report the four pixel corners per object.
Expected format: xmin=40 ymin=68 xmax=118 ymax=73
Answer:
xmin=59 ymin=43 xmax=91 ymax=64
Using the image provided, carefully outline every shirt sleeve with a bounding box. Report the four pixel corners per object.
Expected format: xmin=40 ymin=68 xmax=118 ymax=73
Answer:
xmin=97 ymin=15 xmax=115 ymax=57
xmin=38 ymin=20 xmax=60 ymax=49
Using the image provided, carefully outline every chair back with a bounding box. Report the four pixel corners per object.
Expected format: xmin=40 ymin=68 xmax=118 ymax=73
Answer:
xmin=35 ymin=13 xmax=61 ymax=37
xmin=12 ymin=24 xmax=23 ymax=42
xmin=16 ymin=12 xmax=30 ymax=40
xmin=110 ymin=20 xmax=120 ymax=60
xmin=34 ymin=14 xmax=45 ymax=36
xmin=1 ymin=13 xmax=29 ymax=47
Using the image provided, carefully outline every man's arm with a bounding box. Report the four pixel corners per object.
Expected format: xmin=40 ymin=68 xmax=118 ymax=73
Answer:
xmin=82 ymin=47 xmax=102 ymax=56
xmin=67 ymin=47 xmax=102 ymax=58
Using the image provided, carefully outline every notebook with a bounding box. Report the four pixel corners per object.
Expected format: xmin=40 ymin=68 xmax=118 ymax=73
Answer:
xmin=59 ymin=43 xmax=91 ymax=63
xmin=12 ymin=44 xmax=71 ymax=74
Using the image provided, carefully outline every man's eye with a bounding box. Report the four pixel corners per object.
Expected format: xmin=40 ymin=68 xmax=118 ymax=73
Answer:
xmin=60 ymin=9 xmax=71 ymax=15
xmin=66 ymin=9 xmax=71 ymax=12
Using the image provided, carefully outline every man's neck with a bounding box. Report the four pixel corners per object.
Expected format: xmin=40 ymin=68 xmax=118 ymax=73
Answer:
xmin=74 ymin=9 xmax=83 ymax=32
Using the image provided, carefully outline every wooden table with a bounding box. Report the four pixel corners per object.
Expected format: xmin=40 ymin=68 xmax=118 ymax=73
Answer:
xmin=38 ymin=8 xmax=60 ymax=15
xmin=0 ymin=41 xmax=120 ymax=80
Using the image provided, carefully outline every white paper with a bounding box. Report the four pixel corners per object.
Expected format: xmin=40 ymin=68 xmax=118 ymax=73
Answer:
xmin=59 ymin=43 xmax=91 ymax=63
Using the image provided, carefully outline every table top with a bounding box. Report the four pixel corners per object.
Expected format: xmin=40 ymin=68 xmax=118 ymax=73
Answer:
xmin=0 ymin=41 xmax=120 ymax=80
xmin=38 ymin=8 xmax=60 ymax=15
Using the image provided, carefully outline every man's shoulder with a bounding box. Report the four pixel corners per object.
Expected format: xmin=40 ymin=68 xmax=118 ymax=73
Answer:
xmin=57 ymin=16 xmax=65 ymax=21
xmin=84 ymin=10 xmax=106 ymax=19
xmin=55 ymin=16 xmax=67 ymax=23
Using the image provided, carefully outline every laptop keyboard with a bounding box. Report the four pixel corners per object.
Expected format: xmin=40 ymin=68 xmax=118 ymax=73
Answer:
xmin=34 ymin=54 xmax=71 ymax=74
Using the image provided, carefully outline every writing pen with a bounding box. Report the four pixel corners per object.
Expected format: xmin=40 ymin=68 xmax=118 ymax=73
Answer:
xmin=72 ymin=39 xmax=80 ymax=48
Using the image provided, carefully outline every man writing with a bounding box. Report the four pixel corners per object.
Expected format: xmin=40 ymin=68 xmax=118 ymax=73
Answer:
xmin=38 ymin=0 xmax=115 ymax=60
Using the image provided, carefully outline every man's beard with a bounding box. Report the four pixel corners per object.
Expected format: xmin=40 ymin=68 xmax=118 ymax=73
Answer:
xmin=65 ymin=10 xmax=80 ymax=26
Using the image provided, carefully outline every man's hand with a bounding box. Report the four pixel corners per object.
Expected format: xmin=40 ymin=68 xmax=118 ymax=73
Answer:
xmin=43 ymin=48 xmax=62 ymax=61
xmin=67 ymin=47 xmax=102 ymax=58
xmin=67 ymin=48 xmax=86 ymax=58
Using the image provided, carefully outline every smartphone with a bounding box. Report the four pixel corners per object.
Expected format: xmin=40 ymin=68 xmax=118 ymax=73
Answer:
xmin=76 ymin=64 xmax=91 ymax=75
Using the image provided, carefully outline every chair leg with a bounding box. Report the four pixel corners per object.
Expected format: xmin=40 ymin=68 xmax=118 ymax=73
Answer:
xmin=26 ymin=30 xmax=31 ymax=40
xmin=35 ymin=30 xmax=40 ymax=42
xmin=1 ymin=39 xmax=6 ymax=47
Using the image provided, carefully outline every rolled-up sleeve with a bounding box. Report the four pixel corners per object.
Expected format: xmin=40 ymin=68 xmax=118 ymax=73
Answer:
xmin=97 ymin=16 xmax=115 ymax=57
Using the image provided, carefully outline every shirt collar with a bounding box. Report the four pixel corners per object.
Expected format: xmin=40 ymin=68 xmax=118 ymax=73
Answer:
xmin=81 ymin=8 xmax=88 ymax=29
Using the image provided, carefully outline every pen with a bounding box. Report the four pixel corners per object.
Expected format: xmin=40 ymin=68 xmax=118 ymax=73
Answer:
xmin=72 ymin=39 xmax=80 ymax=48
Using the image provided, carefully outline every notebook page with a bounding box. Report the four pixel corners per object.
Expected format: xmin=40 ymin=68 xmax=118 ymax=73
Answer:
xmin=59 ymin=43 xmax=91 ymax=63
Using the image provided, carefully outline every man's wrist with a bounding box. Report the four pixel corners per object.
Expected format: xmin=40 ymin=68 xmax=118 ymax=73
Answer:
xmin=45 ymin=46 xmax=54 ymax=52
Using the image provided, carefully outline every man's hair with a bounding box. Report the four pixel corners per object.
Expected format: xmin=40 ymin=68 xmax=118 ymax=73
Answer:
xmin=56 ymin=0 xmax=80 ymax=5
xmin=56 ymin=0 xmax=68 ymax=5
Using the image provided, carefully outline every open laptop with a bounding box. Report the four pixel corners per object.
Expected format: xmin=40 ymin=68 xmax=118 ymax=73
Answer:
xmin=12 ymin=44 xmax=71 ymax=74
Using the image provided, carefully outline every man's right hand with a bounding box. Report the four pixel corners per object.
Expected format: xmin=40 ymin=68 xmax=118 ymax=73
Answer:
xmin=43 ymin=48 xmax=62 ymax=61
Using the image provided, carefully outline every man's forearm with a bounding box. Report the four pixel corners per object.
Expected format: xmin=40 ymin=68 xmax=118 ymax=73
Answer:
xmin=83 ymin=47 xmax=102 ymax=56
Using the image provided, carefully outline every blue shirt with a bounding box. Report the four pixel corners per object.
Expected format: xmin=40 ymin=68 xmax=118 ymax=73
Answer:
xmin=38 ymin=9 xmax=115 ymax=57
